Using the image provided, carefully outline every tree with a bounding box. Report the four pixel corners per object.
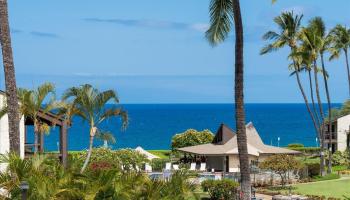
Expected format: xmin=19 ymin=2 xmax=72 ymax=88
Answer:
xmin=261 ymin=11 xmax=327 ymax=176
xmin=259 ymin=155 xmax=302 ymax=186
xmin=95 ymin=131 xmax=116 ymax=148
xmin=0 ymin=83 xmax=61 ymax=154
xmin=0 ymin=0 xmax=20 ymax=155
xmin=171 ymin=129 xmax=214 ymax=149
xmin=205 ymin=0 xmax=251 ymax=198
xmin=300 ymin=17 xmax=333 ymax=174
xmin=62 ymin=84 xmax=128 ymax=173
xmin=329 ymin=24 xmax=350 ymax=95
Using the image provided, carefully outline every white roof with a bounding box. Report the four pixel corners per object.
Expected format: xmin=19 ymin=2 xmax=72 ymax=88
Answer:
xmin=135 ymin=146 xmax=160 ymax=160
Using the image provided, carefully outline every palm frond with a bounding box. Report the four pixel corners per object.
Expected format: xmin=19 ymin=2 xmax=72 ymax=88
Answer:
xmin=205 ymin=0 xmax=233 ymax=46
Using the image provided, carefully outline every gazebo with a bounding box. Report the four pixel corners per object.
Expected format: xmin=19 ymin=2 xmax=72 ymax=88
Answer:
xmin=24 ymin=110 xmax=69 ymax=167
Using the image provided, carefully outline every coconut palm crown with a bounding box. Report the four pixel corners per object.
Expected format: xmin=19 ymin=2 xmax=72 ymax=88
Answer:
xmin=62 ymin=84 xmax=128 ymax=173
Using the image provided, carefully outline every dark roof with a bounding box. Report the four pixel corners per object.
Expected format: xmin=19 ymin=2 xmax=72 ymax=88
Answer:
xmin=212 ymin=123 xmax=235 ymax=144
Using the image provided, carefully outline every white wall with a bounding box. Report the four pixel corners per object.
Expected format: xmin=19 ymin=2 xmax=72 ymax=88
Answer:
xmin=0 ymin=93 xmax=25 ymax=160
xmin=337 ymin=115 xmax=350 ymax=151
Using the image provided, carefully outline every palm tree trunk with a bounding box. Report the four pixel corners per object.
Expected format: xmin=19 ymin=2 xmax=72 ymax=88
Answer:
xmin=0 ymin=0 xmax=20 ymax=155
xmin=34 ymin=132 xmax=39 ymax=154
xmin=81 ymin=127 xmax=95 ymax=173
xmin=313 ymin=60 xmax=326 ymax=176
xmin=308 ymin=70 xmax=321 ymax=129
xmin=344 ymin=49 xmax=350 ymax=96
xmin=232 ymin=0 xmax=251 ymax=199
xmin=321 ymin=54 xmax=332 ymax=174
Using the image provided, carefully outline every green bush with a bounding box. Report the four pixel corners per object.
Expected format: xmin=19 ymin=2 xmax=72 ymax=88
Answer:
xmin=312 ymin=173 xmax=340 ymax=181
xmin=306 ymin=162 xmax=320 ymax=177
xmin=287 ymin=146 xmax=320 ymax=154
xmin=287 ymin=143 xmax=304 ymax=148
xmin=150 ymin=158 xmax=170 ymax=171
xmin=201 ymin=179 xmax=239 ymax=200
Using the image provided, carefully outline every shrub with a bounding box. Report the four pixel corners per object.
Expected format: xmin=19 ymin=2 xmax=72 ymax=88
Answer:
xmin=171 ymin=129 xmax=214 ymax=149
xmin=259 ymin=155 xmax=303 ymax=186
xmin=287 ymin=146 xmax=320 ymax=155
xmin=201 ymin=179 xmax=239 ymax=200
xmin=150 ymin=158 xmax=170 ymax=171
xmin=287 ymin=143 xmax=304 ymax=148
xmin=306 ymin=162 xmax=320 ymax=177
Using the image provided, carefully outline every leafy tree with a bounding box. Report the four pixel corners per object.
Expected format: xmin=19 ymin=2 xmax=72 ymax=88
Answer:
xmin=259 ymin=155 xmax=302 ymax=186
xmin=62 ymin=84 xmax=128 ymax=173
xmin=171 ymin=129 xmax=214 ymax=149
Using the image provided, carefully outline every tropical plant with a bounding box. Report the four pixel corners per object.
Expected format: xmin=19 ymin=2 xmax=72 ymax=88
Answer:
xmin=201 ymin=179 xmax=239 ymax=200
xmin=0 ymin=0 xmax=21 ymax=155
xmin=329 ymin=24 xmax=350 ymax=95
xmin=259 ymin=155 xmax=303 ymax=186
xmin=95 ymin=131 xmax=116 ymax=148
xmin=62 ymin=84 xmax=128 ymax=173
xmin=0 ymin=83 xmax=61 ymax=154
xmin=171 ymin=129 xmax=214 ymax=149
xmin=205 ymin=0 xmax=251 ymax=198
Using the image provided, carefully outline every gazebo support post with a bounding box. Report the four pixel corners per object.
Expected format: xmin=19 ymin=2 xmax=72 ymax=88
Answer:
xmin=59 ymin=120 xmax=68 ymax=168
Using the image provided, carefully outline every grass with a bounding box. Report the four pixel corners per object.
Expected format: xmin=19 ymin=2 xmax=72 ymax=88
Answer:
xmin=311 ymin=173 xmax=340 ymax=181
xmin=147 ymin=150 xmax=171 ymax=159
xmin=267 ymin=178 xmax=350 ymax=198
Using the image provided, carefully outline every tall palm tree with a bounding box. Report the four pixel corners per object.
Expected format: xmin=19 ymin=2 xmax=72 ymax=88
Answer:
xmin=206 ymin=0 xmax=251 ymax=199
xmin=62 ymin=84 xmax=128 ymax=173
xmin=0 ymin=83 xmax=61 ymax=154
xmin=261 ymin=12 xmax=327 ymax=175
xmin=329 ymin=24 xmax=350 ymax=95
xmin=300 ymin=18 xmax=333 ymax=174
xmin=205 ymin=0 xmax=251 ymax=198
xmin=0 ymin=0 xmax=20 ymax=154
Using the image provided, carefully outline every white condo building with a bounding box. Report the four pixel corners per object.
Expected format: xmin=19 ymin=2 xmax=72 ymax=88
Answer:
xmin=325 ymin=114 xmax=350 ymax=152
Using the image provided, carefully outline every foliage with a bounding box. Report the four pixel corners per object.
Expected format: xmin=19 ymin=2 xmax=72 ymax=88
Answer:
xmin=259 ymin=155 xmax=303 ymax=186
xmin=171 ymin=129 xmax=214 ymax=150
xmin=201 ymin=179 xmax=239 ymax=200
xmin=71 ymin=148 xmax=148 ymax=172
xmin=312 ymin=173 xmax=340 ymax=182
xmin=287 ymin=146 xmax=320 ymax=155
xmin=0 ymin=153 xmax=198 ymax=200
xmin=325 ymin=150 xmax=350 ymax=166
xmin=287 ymin=143 xmax=304 ymax=148
xmin=61 ymin=84 xmax=128 ymax=173
xmin=95 ymin=131 xmax=116 ymax=147
xmin=306 ymin=162 xmax=321 ymax=177
xmin=150 ymin=158 xmax=170 ymax=171
xmin=147 ymin=150 xmax=171 ymax=159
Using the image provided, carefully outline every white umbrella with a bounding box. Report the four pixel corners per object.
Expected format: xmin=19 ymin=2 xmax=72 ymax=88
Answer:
xmin=135 ymin=146 xmax=160 ymax=160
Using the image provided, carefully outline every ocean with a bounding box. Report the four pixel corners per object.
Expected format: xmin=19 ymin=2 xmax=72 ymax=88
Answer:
xmin=26 ymin=103 xmax=339 ymax=151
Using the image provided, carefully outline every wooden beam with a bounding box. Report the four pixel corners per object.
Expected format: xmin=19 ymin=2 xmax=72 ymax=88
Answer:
xmin=59 ymin=120 xmax=68 ymax=168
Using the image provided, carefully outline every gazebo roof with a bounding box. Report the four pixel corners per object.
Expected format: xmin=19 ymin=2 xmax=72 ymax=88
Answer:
xmin=178 ymin=122 xmax=300 ymax=156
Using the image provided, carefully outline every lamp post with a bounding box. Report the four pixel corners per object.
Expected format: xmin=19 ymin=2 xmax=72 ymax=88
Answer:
xmin=20 ymin=181 xmax=29 ymax=200
xmin=277 ymin=137 xmax=280 ymax=147
xmin=315 ymin=137 xmax=318 ymax=147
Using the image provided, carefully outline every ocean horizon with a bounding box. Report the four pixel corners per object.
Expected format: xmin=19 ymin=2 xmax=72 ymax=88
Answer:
xmin=26 ymin=103 xmax=340 ymax=151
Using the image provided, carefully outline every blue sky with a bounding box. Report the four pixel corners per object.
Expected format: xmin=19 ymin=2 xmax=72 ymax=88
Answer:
xmin=3 ymin=0 xmax=350 ymax=103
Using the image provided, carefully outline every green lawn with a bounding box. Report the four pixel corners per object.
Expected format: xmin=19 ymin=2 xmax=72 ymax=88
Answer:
xmin=147 ymin=150 xmax=171 ymax=159
xmin=279 ymin=178 xmax=350 ymax=198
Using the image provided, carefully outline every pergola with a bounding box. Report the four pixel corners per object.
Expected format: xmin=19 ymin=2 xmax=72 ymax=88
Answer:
xmin=24 ymin=110 xmax=68 ymax=167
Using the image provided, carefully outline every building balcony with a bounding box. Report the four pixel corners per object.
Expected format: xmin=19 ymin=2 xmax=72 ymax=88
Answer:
xmin=324 ymin=132 xmax=337 ymax=140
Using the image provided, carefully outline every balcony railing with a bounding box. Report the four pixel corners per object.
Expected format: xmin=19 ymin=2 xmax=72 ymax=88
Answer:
xmin=324 ymin=132 xmax=337 ymax=140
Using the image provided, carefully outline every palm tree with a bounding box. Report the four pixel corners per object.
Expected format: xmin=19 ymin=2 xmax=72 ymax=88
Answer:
xmin=96 ymin=131 xmax=116 ymax=148
xmin=205 ymin=0 xmax=251 ymax=198
xmin=300 ymin=18 xmax=333 ymax=174
xmin=329 ymin=24 xmax=350 ymax=95
xmin=62 ymin=84 xmax=128 ymax=173
xmin=261 ymin=12 xmax=327 ymax=176
xmin=0 ymin=83 xmax=60 ymax=154
xmin=0 ymin=0 xmax=20 ymax=155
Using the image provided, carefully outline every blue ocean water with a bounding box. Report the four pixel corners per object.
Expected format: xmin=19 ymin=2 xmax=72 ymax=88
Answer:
xmin=26 ymin=104 xmax=340 ymax=151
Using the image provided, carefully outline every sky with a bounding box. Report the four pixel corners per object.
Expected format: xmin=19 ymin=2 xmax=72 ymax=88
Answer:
xmin=2 ymin=0 xmax=350 ymax=103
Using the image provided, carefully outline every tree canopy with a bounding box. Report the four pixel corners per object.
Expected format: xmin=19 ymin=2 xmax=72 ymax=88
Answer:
xmin=171 ymin=129 xmax=214 ymax=150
